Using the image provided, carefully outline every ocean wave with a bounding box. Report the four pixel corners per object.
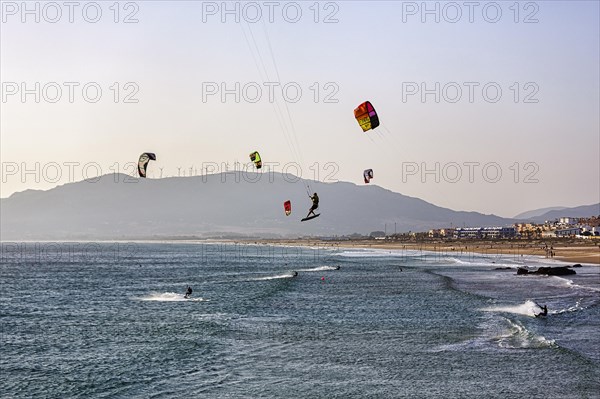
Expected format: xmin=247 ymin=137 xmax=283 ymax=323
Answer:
xmin=448 ymin=257 xmax=520 ymax=268
xmin=136 ymin=292 xmax=208 ymax=302
xmin=296 ymin=265 xmax=339 ymax=272
xmin=550 ymin=298 xmax=600 ymax=314
xmin=482 ymin=299 xmax=543 ymax=317
xmin=496 ymin=318 xmax=556 ymax=349
xmin=331 ymin=249 xmax=413 ymax=258
xmin=431 ymin=315 xmax=556 ymax=353
xmin=550 ymin=276 xmax=575 ymax=288
xmin=550 ymin=276 xmax=600 ymax=293
xmin=249 ymin=273 xmax=297 ymax=281
xmin=333 ymin=248 xmax=529 ymax=266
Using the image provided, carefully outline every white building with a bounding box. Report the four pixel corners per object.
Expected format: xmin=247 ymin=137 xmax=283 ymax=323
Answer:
xmin=559 ymin=217 xmax=579 ymax=225
xmin=555 ymin=227 xmax=581 ymax=237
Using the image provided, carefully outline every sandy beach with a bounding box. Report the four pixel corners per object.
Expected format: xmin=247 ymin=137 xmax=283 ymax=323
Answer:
xmin=250 ymin=239 xmax=600 ymax=265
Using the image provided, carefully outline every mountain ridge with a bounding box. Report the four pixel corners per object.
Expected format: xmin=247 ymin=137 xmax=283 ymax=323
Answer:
xmin=513 ymin=206 xmax=568 ymax=219
xmin=1 ymin=172 xmax=527 ymax=240
xmin=532 ymin=204 xmax=600 ymax=223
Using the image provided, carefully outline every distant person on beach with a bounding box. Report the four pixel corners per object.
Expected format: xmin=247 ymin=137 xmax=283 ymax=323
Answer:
xmin=184 ymin=286 xmax=192 ymax=299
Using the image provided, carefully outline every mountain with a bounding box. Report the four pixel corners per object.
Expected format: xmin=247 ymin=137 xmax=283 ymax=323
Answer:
xmin=514 ymin=206 xmax=567 ymax=219
xmin=530 ymin=204 xmax=600 ymax=223
xmin=1 ymin=173 xmax=514 ymax=240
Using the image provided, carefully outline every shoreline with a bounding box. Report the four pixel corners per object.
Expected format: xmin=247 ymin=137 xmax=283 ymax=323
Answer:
xmin=2 ymin=238 xmax=598 ymax=265
xmin=249 ymin=239 xmax=600 ymax=265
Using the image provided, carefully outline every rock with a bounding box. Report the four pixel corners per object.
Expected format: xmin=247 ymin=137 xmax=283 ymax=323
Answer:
xmin=517 ymin=266 xmax=576 ymax=276
xmin=572 ymin=264 xmax=582 ymax=268
xmin=535 ymin=266 xmax=576 ymax=276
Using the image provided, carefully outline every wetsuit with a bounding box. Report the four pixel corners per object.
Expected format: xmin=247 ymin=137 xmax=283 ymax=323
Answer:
xmin=308 ymin=194 xmax=319 ymax=216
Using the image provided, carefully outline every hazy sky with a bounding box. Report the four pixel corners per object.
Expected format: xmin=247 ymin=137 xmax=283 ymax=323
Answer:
xmin=1 ymin=1 xmax=599 ymax=217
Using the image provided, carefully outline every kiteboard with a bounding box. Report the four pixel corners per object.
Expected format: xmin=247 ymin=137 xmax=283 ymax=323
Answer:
xmin=301 ymin=214 xmax=320 ymax=222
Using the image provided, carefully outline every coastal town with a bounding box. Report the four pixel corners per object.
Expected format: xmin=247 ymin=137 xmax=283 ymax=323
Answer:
xmin=298 ymin=216 xmax=600 ymax=243
xmin=427 ymin=216 xmax=600 ymax=240
xmin=286 ymin=215 xmax=600 ymax=265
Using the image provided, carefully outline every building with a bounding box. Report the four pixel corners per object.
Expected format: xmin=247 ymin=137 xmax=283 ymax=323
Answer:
xmin=555 ymin=227 xmax=581 ymax=237
xmin=370 ymin=231 xmax=386 ymax=238
xmin=541 ymin=230 xmax=557 ymax=238
xmin=559 ymin=217 xmax=579 ymax=225
xmin=515 ymin=223 xmax=535 ymax=233
xmin=428 ymin=228 xmax=455 ymax=238
xmin=454 ymin=227 xmax=516 ymax=239
xmin=440 ymin=228 xmax=455 ymax=238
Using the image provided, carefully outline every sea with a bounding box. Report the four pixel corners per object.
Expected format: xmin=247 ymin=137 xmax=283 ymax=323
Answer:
xmin=1 ymin=242 xmax=599 ymax=398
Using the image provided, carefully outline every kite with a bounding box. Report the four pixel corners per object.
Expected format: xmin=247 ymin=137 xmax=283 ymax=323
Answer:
xmin=354 ymin=101 xmax=379 ymax=132
xmin=138 ymin=152 xmax=156 ymax=178
xmin=249 ymin=151 xmax=262 ymax=169
xmin=284 ymin=200 xmax=292 ymax=216
xmin=363 ymin=169 xmax=373 ymax=183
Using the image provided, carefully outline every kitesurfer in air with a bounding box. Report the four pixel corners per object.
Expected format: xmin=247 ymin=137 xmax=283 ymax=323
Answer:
xmin=184 ymin=286 xmax=193 ymax=299
xmin=535 ymin=304 xmax=547 ymax=317
xmin=306 ymin=192 xmax=319 ymax=218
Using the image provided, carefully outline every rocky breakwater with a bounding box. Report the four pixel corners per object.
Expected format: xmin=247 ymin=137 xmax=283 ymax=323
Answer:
xmin=517 ymin=266 xmax=577 ymax=276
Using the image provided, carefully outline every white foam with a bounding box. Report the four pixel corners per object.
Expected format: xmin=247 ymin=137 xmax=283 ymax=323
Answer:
xmin=333 ymin=248 xmax=527 ymax=267
xmin=431 ymin=315 xmax=556 ymax=352
xmin=250 ymin=273 xmax=296 ymax=281
xmin=137 ymin=292 xmax=208 ymax=302
xmin=551 ymin=276 xmax=600 ymax=293
xmin=482 ymin=300 xmax=543 ymax=317
xmin=448 ymin=257 xmax=519 ymax=268
xmin=331 ymin=248 xmax=416 ymax=258
xmin=296 ymin=265 xmax=338 ymax=272
xmin=552 ymin=298 xmax=587 ymax=314
xmin=496 ymin=318 xmax=556 ymax=349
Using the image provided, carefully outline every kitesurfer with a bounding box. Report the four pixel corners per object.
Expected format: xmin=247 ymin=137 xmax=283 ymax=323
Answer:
xmin=292 ymin=271 xmax=298 ymax=277
xmin=535 ymin=304 xmax=547 ymax=317
xmin=184 ymin=286 xmax=193 ymax=299
xmin=306 ymin=192 xmax=319 ymax=218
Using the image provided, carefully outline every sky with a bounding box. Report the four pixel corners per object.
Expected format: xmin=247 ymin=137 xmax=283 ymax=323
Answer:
xmin=1 ymin=1 xmax=599 ymax=218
